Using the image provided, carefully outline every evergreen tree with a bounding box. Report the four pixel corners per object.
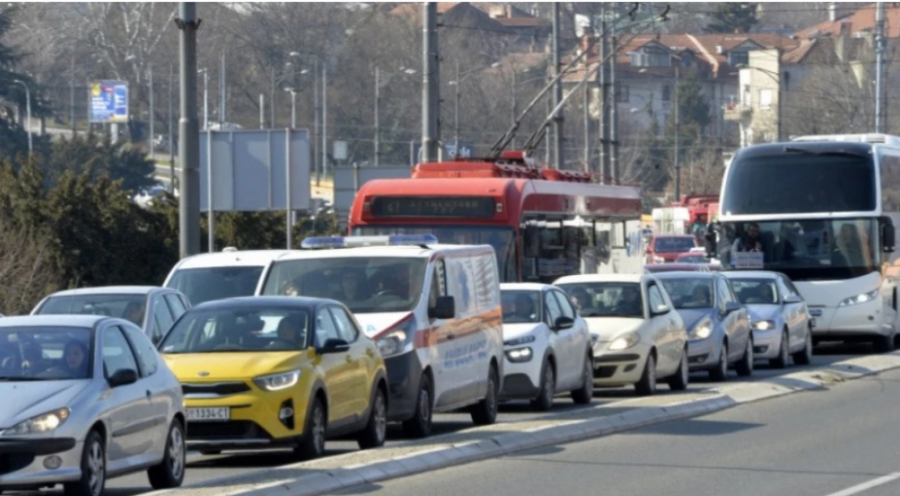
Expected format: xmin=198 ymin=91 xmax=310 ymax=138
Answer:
xmin=704 ymin=3 xmax=758 ymax=34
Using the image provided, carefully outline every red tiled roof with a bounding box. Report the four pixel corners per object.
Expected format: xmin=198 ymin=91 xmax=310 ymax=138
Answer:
xmin=797 ymin=3 xmax=900 ymax=38
xmin=495 ymin=17 xmax=550 ymax=28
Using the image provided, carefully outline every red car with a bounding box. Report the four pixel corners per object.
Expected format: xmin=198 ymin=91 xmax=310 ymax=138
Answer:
xmin=645 ymin=235 xmax=698 ymax=264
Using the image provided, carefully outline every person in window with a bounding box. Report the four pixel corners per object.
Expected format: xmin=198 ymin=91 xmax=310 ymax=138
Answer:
xmin=269 ymin=314 xmax=306 ymax=349
xmin=41 ymin=340 xmax=89 ymax=379
xmin=282 ymin=276 xmax=303 ymax=297
xmin=614 ymin=286 xmax=643 ymax=316
xmin=705 ymin=222 xmax=719 ymax=258
xmin=733 ymin=222 xmax=762 ymax=253
xmin=123 ymin=301 xmax=145 ymax=326
xmin=21 ymin=341 xmax=47 ymax=374
xmin=691 ymin=285 xmax=712 ymax=308
xmin=570 ymin=288 xmax=592 ymax=312
xmin=757 ymin=284 xmax=775 ymax=304
xmin=337 ymin=269 xmax=369 ymax=303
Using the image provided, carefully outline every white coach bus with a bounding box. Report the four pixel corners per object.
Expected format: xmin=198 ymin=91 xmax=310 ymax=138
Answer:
xmin=714 ymin=134 xmax=899 ymax=351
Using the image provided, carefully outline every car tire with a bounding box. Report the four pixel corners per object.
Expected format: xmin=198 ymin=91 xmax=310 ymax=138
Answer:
xmin=294 ymin=397 xmax=326 ymax=460
xmin=770 ymin=330 xmax=790 ymax=369
xmin=634 ymin=353 xmax=657 ymax=396
xmin=531 ymin=360 xmax=555 ymax=412
xmin=64 ymin=429 xmax=105 ymax=496
xmin=874 ymin=332 xmax=896 ymax=353
xmin=667 ymin=349 xmax=689 ymax=391
xmin=735 ymin=339 xmax=754 ymax=377
xmin=470 ymin=364 xmax=499 ymax=425
xmin=148 ymin=420 xmax=186 ymax=490
xmin=570 ymin=352 xmax=594 ymax=404
xmin=708 ymin=342 xmax=728 ymax=382
xmin=402 ymin=374 xmax=433 ymax=438
xmin=357 ymin=386 xmax=388 ymax=450
xmin=793 ymin=328 xmax=813 ymax=365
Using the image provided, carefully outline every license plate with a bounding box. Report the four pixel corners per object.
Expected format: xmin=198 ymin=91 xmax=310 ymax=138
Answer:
xmin=187 ymin=407 xmax=231 ymax=422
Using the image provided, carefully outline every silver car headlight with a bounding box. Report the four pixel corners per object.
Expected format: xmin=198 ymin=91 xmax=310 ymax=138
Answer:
xmin=753 ymin=320 xmax=776 ymax=331
xmin=505 ymin=347 xmax=533 ymax=363
xmin=608 ymin=331 xmax=640 ymax=351
xmin=253 ymin=370 xmax=300 ymax=391
xmin=838 ymin=289 xmax=879 ymax=307
xmin=2 ymin=408 xmax=70 ymax=435
xmin=689 ymin=320 xmax=712 ymax=341
xmin=504 ymin=335 xmax=536 ymax=347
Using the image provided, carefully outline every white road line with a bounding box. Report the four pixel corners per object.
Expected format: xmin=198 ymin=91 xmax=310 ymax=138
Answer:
xmin=823 ymin=473 xmax=900 ymax=496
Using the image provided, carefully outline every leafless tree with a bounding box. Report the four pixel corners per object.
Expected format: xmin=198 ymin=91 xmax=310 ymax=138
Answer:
xmin=0 ymin=221 xmax=58 ymax=315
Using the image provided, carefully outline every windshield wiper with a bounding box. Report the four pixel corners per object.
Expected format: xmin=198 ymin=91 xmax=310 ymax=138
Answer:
xmin=783 ymin=146 xmax=870 ymax=158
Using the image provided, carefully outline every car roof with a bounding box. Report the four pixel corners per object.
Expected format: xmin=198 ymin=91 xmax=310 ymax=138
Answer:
xmin=172 ymin=250 xmax=293 ymax=270
xmin=0 ymin=315 xmax=109 ymax=328
xmin=721 ymin=271 xmax=782 ymax=279
xmin=272 ymin=244 xmax=493 ymax=261
xmin=652 ymin=271 xmax=718 ymax=279
xmin=555 ymin=273 xmax=644 ymax=284
xmin=191 ymin=296 xmax=337 ymax=311
xmin=500 ymin=283 xmax=553 ymax=291
xmin=46 ymin=286 xmax=162 ymax=297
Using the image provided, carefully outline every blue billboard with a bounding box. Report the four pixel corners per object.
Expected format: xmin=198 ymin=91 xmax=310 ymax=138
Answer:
xmin=89 ymin=80 xmax=128 ymax=123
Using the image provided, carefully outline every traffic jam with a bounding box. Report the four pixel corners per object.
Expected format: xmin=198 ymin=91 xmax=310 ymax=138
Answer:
xmin=1 ymin=134 xmax=897 ymax=496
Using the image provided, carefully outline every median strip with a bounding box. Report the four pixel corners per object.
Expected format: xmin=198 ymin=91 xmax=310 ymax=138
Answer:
xmin=149 ymin=353 xmax=900 ymax=496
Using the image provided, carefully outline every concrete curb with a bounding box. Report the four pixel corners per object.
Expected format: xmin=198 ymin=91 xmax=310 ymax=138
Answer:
xmin=173 ymin=353 xmax=900 ymax=496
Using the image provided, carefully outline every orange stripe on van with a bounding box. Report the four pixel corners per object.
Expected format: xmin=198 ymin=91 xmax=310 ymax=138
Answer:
xmin=413 ymin=307 xmax=503 ymax=349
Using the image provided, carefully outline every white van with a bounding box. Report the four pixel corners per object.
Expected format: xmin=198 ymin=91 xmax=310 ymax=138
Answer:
xmin=163 ymin=249 xmax=291 ymax=306
xmin=255 ymin=234 xmax=504 ymax=437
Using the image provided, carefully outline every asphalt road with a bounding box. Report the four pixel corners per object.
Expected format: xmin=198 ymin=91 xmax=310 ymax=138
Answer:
xmin=2 ymin=343 xmax=872 ymax=496
xmin=327 ymin=349 xmax=900 ymax=496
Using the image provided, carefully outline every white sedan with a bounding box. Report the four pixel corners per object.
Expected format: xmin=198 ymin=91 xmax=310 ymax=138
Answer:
xmin=499 ymin=283 xmax=594 ymax=410
xmin=555 ymin=274 xmax=689 ymax=396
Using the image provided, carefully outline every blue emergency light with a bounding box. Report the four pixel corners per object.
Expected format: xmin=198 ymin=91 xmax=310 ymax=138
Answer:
xmin=301 ymin=234 xmax=438 ymax=250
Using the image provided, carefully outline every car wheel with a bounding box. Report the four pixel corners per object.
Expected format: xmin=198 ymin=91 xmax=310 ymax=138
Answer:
xmin=770 ymin=330 xmax=790 ymax=369
xmin=708 ymin=342 xmax=728 ymax=382
xmin=402 ymin=374 xmax=433 ymax=438
xmin=471 ymin=364 xmax=499 ymax=425
xmin=634 ymin=353 xmax=657 ymax=396
xmin=531 ymin=360 xmax=555 ymax=412
xmin=294 ymin=397 xmax=326 ymax=460
xmin=873 ymin=332 xmax=896 ymax=353
xmin=667 ymin=349 xmax=689 ymax=391
xmin=735 ymin=339 xmax=754 ymax=377
xmin=570 ymin=352 xmax=594 ymax=404
xmin=792 ymin=328 xmax=813 ymax=365
xmin=148 ymin=420 xmax=186 ymax=489
xmin=357 ymin=386 xmax=388 ymax=450
xmin=64 ymin=430 xmax=105 ymax=496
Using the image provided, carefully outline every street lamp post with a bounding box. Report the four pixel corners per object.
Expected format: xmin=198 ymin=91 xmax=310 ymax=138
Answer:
xmin=13 ymin=80 xmax=32 ymax=159
xmin=449 ymin=62 xmax=500 ymax=158
xmin=149 ymin=63 xmax=155 ymax=158
xmin=374 ymin=66 xmax=416 ymax=166
xmin=291 ymin=52 xmax=326 ymax=185
xmin=289 ymin=89 xmax=297 ymax=128
xmin=198 ymin=68 xmax=208 ymax=129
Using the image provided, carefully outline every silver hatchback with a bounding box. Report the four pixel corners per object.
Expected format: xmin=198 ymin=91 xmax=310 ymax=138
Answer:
xmin=0 ymin=315 xmax=186 ymax=496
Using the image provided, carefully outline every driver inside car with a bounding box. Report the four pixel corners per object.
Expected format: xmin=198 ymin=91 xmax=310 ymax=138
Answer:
xmin=337 ymin=269 xmax=370 ymax=302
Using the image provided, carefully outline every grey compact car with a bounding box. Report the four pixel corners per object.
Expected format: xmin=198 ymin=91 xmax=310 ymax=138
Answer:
xmin=722 ymin=271 xmax=813 ymax=368
xmin=0 ymin=315 xmax=186 ymax=496
xmin=31 ymin=286 xmax=191 ymax=346
xmin=655 ymin=272 xmax=754 ymax=381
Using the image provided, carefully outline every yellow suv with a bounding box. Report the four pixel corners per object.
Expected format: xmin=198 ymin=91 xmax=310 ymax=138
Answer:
xmin=158 ymin=296 xmax=388 ymax=459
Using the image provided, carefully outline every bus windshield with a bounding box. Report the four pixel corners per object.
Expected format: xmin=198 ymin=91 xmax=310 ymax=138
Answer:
xmin=352 ymin=226 xmax=515 ymax=281
xmin=722 ymin=151 xmax=875 ymax=215
xmin=719 ymin=218 xmax=879 ymax=281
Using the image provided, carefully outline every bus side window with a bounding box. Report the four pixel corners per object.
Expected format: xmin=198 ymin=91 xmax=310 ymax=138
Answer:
xmin=880 ymin=150 xmax=900 ymax=212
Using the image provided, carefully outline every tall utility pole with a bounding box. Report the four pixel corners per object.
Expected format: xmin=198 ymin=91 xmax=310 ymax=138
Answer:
xmin=149 ymin=64 xmax=155 ymax=158
xmin=610 ymin=34 xmax=619 ymax=184
xmin=374 ymin=67 xmax=381 ymax=165
xmin=875 ymin=1 xmax=886 ymax=134
xmin=454 ymin=60 xmax=461 ymax=155
xmin=176 ymin=2 xmax=201 ymax=258
xmin=219 ymin=53 xmax=226 ymax=125
xmin=583 ymin=77 xmax=590 ymax=168
xmin=598 ymin=4 xmax=608 ymax=181
xmin=168 ymin=64 xmax=175 ymax=193
xmin=70 ymin=54 xmax=76 ymax=137
xmin=674 ymin=65 xmax=681 ymax=200
xmin=511 ymin=70 xmax=517 ymax=149
xmin=422 ymin=2 xmax=440 ymax=162
xmin=270 ymin=67 xmax=276 ymax=128
xmin=551 ymin=2 xmax=564 ymax=169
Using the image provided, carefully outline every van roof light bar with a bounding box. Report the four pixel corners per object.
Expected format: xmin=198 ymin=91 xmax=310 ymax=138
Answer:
xmin=301 ymin=234 xmax=438 ymax=250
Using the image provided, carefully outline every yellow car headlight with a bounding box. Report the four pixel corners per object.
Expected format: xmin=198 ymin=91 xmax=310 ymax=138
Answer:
xmin=253 ymin=370 xmax=300 ymax=391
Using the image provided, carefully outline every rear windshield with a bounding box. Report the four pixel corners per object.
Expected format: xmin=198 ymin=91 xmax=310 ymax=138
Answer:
xmin=654 ymin=237 xmax=696 ymax=253
xmin=166 ymin=266 xmax=264 ymax=306
xmin=36 ymin=294 xmax=146 ymax=326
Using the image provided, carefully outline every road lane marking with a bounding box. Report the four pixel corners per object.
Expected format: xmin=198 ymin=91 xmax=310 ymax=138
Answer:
xmin=824 ymin=473 xmax=900 ymax=496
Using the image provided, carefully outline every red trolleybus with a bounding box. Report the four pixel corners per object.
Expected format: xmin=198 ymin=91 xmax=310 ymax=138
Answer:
xmin=348 ymin=152 xmax=643 ymax=283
